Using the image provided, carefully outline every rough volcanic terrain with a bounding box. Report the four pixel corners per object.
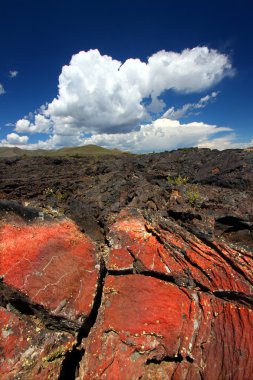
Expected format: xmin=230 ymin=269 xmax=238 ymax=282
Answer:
xmin=0 ymin=147 xmax=253 ymax=379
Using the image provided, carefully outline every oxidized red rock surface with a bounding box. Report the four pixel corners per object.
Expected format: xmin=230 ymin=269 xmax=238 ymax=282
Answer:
xmin=107 ymin=210 xmax=253 ymax=296
xmin=0 ymin=219 xmax=99 ymax=327
xmin=80 ymin=275 xmax=253 ymax=380
xmin=0 ymin=306 xmax=75 ymax=380
xmin=1 ymin=206 xmax=253 ymax=380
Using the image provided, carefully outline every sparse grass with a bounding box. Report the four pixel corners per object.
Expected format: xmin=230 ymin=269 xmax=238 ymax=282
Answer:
xmin=167 ymin=175 xmax=202 ymax=206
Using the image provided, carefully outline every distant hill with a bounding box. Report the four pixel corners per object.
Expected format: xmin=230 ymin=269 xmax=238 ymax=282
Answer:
xmin=0 ymin=145 xmax=129 ymax=158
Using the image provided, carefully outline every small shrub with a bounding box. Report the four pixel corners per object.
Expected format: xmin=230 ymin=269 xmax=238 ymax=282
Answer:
xmin=167 ymin=175 xmax=188 ymax=186
xmin=43 ymin=188 xmax=66 ymax=200
xmin=54 ymin=190 xmax=66 ymax=200
xmin=43 ymin=187 xmax=54 ymax=197
xmin=186 ymin=186 xmax=201 ymax=206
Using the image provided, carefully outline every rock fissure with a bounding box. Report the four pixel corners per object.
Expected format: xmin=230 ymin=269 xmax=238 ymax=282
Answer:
xmin=213 ymin=290 xmax=253 ymax=309
xmin=145 ymin=354 xmax=184 ymax=364
xmin=117 ymin=244 xmax=253 ymax=311
xmin=108 ymin=268 xmax=134 ymax=275
xmin=105 ymin=257 xmax=253 ymax=309
xmin=58 ymin=258 xmax=107 ymax=379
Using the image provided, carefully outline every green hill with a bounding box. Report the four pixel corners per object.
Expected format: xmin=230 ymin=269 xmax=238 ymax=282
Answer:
xmin=0 ymin=144 xmax=129 ymax=158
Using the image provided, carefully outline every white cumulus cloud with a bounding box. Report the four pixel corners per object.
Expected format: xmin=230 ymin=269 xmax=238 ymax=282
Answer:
xmin=1 ymin=133 xmax=29 ymax=145
xmin=80 ymin=118 xmax=232 ymax=153
xmin=5 ymin=47 xmax=247 ymax=153
xmin=15 ymin=47 xmax=234 ymax=138
xmin=15 ymin=114 xmax=53 ymax=134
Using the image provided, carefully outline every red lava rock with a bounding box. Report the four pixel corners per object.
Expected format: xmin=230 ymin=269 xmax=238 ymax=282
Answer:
xmin=79 ymin=275 xmax=253 ymax=380
xmin=107 ymin=247 xmax=133 ymax=271
xmin=0 ymin=219 xmax=99 ymax=327
xmin=107 ymin=210 xmax=253 ymax=297
xmin=0 ymin=306 xmax=75 ymax=380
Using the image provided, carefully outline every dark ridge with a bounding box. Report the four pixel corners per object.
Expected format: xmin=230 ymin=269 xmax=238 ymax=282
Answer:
xmin=0 ymin=199 xmax=42 ymax=221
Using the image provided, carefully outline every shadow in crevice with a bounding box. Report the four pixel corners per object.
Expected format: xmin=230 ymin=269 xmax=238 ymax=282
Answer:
xmin=146 ymin=354 xmax=194 ymax=365
xmin=58 ymin=258 xmax=107 ymax=379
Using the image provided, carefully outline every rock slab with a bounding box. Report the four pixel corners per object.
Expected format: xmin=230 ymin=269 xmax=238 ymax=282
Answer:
xmin=0 ymin=218 xmax=99 ymax=329
xmin=0 ymin=306 xmax=75 ymax=380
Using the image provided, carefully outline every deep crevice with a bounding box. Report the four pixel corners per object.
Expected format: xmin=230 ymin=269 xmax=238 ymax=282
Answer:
xmin=79 ymin=258 xmax=107 ymax=339
xmin=108 ymin=268 xmax=134 ymax=275
xmin=141 ymin=270 xmax=188 ymax=287
xmin=146 ymin=354 xmax=193 ymax=365
xmin=58 ymin=348 xmax=85 ymax=380
xmin=213 ymin=291 xmax=253 ymax=309
xmin=58 ymin=258 xmax=107 ymax=379
xmin=141 ymin=270 xmax=253 ymax=308
xmin=146 ymin=354 xmax=183 ymax=364
xmin=144 ymin=219 xmax=215 ymax=286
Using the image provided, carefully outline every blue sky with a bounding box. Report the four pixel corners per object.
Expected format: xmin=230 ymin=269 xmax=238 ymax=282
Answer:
xmin=0 ymin=0 xmax=252 ymax=152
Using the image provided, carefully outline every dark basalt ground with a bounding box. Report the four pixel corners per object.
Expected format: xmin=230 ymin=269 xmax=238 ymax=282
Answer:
xmin=1 ymin=147 xmax=253 ymax=249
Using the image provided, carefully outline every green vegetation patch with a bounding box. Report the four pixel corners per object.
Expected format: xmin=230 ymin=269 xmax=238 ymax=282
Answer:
xmin=167 ymin=175 xmax=189 ymax=186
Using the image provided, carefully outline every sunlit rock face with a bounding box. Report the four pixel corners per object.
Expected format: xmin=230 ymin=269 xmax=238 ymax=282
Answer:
xmin=80 ymin=209 xmax=253 ymax=380
xmin=0 ymin=218 xmax=99 ymax=329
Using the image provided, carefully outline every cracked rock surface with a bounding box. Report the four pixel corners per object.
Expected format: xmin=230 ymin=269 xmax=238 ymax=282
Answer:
xmin=0 ymin=148 xmax=253 ymax=379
